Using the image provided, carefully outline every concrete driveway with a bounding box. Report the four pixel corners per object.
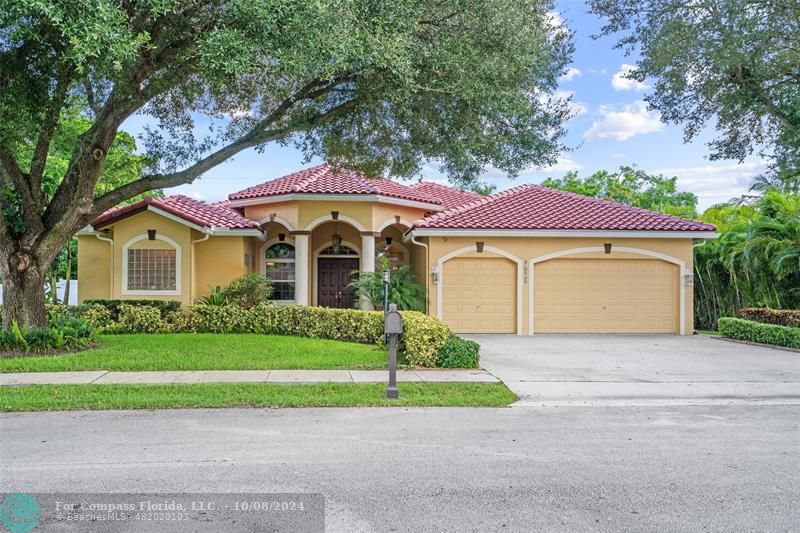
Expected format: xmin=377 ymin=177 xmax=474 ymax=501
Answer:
xmin=467 ymin=335 xmax=800 ymax=406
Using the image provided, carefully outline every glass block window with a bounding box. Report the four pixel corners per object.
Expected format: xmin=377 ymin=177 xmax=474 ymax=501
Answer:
xmin=127 ymin=248 xmax=176 ymax=291
xmin=265 ymin=243 xmax=295 ymax=302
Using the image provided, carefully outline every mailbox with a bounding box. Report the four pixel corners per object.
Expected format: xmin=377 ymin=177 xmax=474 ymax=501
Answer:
xmin=384 ymin=304 xmax=404 ymax=334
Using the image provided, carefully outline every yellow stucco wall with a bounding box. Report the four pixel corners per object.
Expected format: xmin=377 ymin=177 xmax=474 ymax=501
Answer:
xmin=425 ymin=236 xmax=696 ymax=335
xmin=192 ymin=234 xmax=247 ymax=300
xmin=77 ymin=234 xmax=112 ymax=301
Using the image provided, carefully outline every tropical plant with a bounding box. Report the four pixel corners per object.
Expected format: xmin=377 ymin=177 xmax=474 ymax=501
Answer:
xmin=222 ymin=273 xmax=273 ymax=308
xmin=694 ymin=191 xmax=800 ymax=330
xmin=348 ymin=255 xmax=426 ymax=311
xmin=197 ymin=286 xmax=228 ymax=306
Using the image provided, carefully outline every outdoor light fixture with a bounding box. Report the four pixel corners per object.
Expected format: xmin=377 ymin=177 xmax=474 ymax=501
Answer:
xmin=278 ymin=233 xmax=286 ymax=242
xmin=476 ymin=241 xmax=485 ymax=253
xmin=431 ymin=266 xmax=440 ymax=283
xmin=604 ymin=243 xmax=612 ymax=254
xmin=147 ymin=229 xmax=157 ymax=240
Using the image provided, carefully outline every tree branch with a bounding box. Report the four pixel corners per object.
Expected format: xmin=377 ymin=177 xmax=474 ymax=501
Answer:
xmin=91 ymin=97 xmax=360 ymax=215
xmin=0 ymin=150 xmax=45 ymax=235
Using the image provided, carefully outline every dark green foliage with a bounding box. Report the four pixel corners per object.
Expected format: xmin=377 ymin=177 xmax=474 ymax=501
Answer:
xmin=221 ymin=273 xmax=272 ymax=308
xmin=83 ymin=299 xmax=181 ymax=320
xmin=718 ymin=317 xmax=800 ymax=349
xmin=739 ymin=308 xmax=800 ymax=328
xmin=348 ymin=256 xmax=426 ymax=311
xmin=694 ymin=192 xmax=800 ymax=330
xmin=438 ymin=335 xmax=481 ymax=368
xmin=196 ymin=287 xmax=228 ymax=306
xmin=0 ymin=317 xmax=95 ymax=354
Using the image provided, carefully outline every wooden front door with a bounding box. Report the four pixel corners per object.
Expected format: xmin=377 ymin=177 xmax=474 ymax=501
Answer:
xmin=317 ymin=258 xmax=359 ymax=308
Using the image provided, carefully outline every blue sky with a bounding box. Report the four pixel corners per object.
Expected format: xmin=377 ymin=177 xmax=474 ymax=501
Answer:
xmin=123 ymin=1 xmax=764 ymax=211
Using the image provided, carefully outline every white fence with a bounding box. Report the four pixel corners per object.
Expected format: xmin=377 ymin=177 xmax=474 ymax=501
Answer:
xmin=0 ymin=280 xmax=78 ymax=306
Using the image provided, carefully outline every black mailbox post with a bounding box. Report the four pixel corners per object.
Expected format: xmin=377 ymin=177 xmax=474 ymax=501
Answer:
xmin=384 ymin=303 xmax=403 ymax=399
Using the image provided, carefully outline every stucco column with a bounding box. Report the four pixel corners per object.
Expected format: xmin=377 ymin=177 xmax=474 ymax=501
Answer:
xmin=294 ymin=234 xmax=310 ymax=306
xmin=360 ymin=232 xmax=377 ymax=310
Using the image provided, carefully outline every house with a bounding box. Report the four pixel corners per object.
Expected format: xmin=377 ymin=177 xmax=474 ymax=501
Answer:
xmin=77 ymin=164 xmax=717 ymax=335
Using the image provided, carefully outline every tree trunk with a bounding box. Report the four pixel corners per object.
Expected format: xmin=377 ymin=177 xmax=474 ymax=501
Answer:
xmin=1 ymin=262 xmax=48 ymax=329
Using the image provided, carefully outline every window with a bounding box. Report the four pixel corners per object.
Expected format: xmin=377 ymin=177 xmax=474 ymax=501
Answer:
xmin=318 ymin=245 xmax=358 ymax=256
xmin=265 ymin=243 xmax=295 ymax=302
xmin=127 ymin=248 xmax=177 ymax=291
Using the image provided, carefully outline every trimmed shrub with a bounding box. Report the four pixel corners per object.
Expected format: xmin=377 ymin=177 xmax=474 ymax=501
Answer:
xmin=438 ymin=335 xmax=481 ymax=368
xmin=718 ymin=317 xmax=800 ymax=349
xmin=47 ymin=304 xmax=112 ymax=330
xmin=114 ymin=304 xmax=169 ymax=334
xmin=398 ymin=311 xmax=452 ymax=367
xmin=739 ymin=308 xmax=800 ymax=328
xmin=222 ymin=273 xmax=273 ymax=308
xmin=84 ymin=299 xmax=181 ymax=319
xmin=189 ymin=305 xmax=255 ymax=333
xmin=0 ymin=317 xmax=95 ymax=354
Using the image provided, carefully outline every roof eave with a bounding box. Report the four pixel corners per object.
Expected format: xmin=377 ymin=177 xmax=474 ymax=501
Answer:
xmin=407 ymin=228 xmax=719 ymax=239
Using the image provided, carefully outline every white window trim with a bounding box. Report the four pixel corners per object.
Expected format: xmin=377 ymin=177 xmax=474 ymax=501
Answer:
xmin=528 ymin=246 xmax=687 ymax=336
xmin=436 ymin=245 xmax=524 ymax=335
xmin=312 ymin=240 xmax=361 ymax=306
xmin=260 ymin=238 xmax=297 ymax=305
xmin=122 ymin=233 xmax=182 ymax=296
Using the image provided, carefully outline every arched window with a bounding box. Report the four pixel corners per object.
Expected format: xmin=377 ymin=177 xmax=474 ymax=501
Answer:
xmin=264 ymin=242 xmax=295 ymax=302
xmin=318 ymin=245 xmax=358 ymax=256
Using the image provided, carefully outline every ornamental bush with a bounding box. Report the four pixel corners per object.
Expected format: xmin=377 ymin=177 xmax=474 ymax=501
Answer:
xmin=398 ymin=311 xmax=452 ymax=367
xmin=739 ymin=308 xmax=800 ymax=328
xmin=222 ymin=273 xmax=273 ymax=308
xmin=718 ymin=317 xmax=800 ymax=349
xmin=114 ymin=304 xmax=169 ymax=334
xmin=47 ymin=303 xmax=112 ymax=330
xmin=83 ymin=299 xmax=181 ymax=320
xmin=438 ymin=335 xmax=481 ymax=368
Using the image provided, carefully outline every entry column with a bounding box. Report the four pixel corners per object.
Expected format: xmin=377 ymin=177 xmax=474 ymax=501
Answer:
xmin=293 ymin=232 xmax=310 ymax=306
xmin=360 ymin=231 xmax=378 ymax=310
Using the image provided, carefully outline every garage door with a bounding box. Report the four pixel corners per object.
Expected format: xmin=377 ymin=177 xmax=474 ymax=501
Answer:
xmin=534 ymin=258 xmax=678 ymax=333
xmin=442 ymin=258 xmax=516 ymax=333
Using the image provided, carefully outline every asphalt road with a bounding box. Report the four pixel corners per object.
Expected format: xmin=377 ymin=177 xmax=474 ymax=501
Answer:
xmin=2 ymin=406 xmax=799 ymax=532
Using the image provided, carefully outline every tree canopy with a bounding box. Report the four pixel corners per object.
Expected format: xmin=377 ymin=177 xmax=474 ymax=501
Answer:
xmin=541 ymin=166 xmax=699 ymax=217
xmin=589 ymin=0 xmax=800 ymax=183
xmin=0 ymin=0 xmax=573 ymax=326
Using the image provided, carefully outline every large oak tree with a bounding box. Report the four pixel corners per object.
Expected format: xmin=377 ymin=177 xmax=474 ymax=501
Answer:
xmin=0 ymin=0 xmax=573 ymax=327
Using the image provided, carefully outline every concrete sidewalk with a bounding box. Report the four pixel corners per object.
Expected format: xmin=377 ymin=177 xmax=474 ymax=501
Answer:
xmin=0 ymin=369 xmax=498 ymax=386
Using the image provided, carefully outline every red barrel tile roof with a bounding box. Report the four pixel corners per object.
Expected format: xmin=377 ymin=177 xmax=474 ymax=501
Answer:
xmin=409 ymin=182 xmax=484 ymax=210
xmin=92 ymin=195 xmax=261 ymax=230
xmin=228 ymin=163 xmax=441 ymax=205
xmin=412 ymin=184 xmax=717 ymax=232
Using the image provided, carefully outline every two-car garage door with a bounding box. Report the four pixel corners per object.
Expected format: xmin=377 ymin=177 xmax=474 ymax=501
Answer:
xmin=440 ymin=256 xmax=679 ymax=334
xmin=533 ymin=259 xmax=678 ymax=334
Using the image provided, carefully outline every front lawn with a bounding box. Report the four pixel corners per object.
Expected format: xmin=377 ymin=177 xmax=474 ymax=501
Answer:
xmin=0 ymin=382 xmax=517 ymax=411
xmin=0 ymin=334 xmax=388 ymax=372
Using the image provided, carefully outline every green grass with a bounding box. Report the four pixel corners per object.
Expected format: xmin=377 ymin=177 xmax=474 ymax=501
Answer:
xmin=0 ymin=334 xmax=388 ymax=372
xmin=0 ymin=382 xmax=517 ymax=411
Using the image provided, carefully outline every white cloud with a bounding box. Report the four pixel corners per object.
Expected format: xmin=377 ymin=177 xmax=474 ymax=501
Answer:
xmin=560 ymin=67 xmax=582 ymax=81
xmin=554 ymin=90 xmax=588 ymax=119
xmin=584 ymin=101 xmax=664 ymax=141
xmin=520 ymin=154 xmax=582 ymax=176
xmin=183 ymin=191 xmax=204 ymax=200
xmin=611 ymin=64 xmax=648 ymax=91
xmin=545 ymin=10 xmax=568 ymax=36
xmin=655 ymin=160 xmax=768 ymax=209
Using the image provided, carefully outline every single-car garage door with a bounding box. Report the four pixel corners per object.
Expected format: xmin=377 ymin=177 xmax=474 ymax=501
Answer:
xmin=442 ymin=257 xmax=516 ymax=333
xmin=534 ymin=258 xmax=678 ymax=334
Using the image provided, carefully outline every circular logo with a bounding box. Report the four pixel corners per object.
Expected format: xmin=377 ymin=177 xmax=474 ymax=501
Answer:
xmin=0 ymin=493 xmax=40 ymax=533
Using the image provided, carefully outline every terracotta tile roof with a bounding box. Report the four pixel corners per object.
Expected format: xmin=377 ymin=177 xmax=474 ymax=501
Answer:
xmin=92 ymin=195 xmax=262 ymax=231
xmin=412 ymin=184 xmax=717 ymax=232
xmin=408 ymin=182 xmax=483 ymax=210
xmin=228 ymin=163 xmax=441 ymax=206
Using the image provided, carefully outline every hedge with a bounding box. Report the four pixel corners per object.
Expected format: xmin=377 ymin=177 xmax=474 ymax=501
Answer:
xmin=438 ymin=335 xmax=480 ymax=368
xmin=718 ymin=317 xmax=800 ymax=349
xmin=739 ymin=308 xmax=800 ymax=328
xmin=83 ymin=299 xmax=181 ymax=319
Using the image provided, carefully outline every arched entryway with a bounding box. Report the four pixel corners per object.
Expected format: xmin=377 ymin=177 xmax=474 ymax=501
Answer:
xmin=311 ymin=221 xmax=362 ymax=308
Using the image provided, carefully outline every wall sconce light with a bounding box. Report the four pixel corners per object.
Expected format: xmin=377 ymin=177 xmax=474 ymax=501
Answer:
xmin=476 ymin=241 xmax=485 ymax=253
xmin=147 ymin=229 xmax=157 ymax=240
xmin=431 ymin=266 xmax=440 ymax=284
xmin=385 ymin=237 xmax=393 ymax=246
xmin=331 ymin=210 xmax=339 ymax=220
xmin=278 ymin=233 xmax=286 ymax=242
xmin=684 ymin=272 xmax=694 ymax=286
xmin=604 ymin=243 xmax=612 ymax=254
